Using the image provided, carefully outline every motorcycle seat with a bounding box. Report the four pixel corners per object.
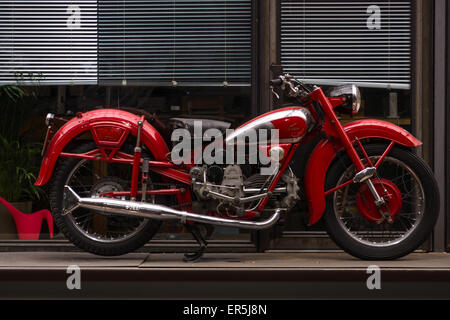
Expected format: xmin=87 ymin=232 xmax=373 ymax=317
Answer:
xmin=169 ymin=118 xmax=232 ymax=135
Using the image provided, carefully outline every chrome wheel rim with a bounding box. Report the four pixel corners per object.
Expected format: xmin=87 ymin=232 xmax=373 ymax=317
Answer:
xmin=333 ymin=156 xmax=425 ymax=248
xmin=64 ymin=159 xmax=148 ymax=244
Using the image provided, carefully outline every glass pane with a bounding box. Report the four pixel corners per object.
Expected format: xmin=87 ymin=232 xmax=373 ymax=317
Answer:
xmin=154 ymin=223 xmax=251 ymax=241
xmin=280 ymin=0 xmax=412 ymax=90
xmin=98 ymin=0 xmax=253 ymax=85
xmin=0 ymin=84 xmax=253 ymax=243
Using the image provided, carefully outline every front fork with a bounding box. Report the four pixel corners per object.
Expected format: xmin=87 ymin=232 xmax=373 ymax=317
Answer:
xmin=312 ymin=88 xmax=392 ymax=221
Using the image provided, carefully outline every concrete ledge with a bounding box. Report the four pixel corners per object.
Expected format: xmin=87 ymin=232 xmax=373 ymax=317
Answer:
xmin=1 ymin=252 xmax=450 ymax=299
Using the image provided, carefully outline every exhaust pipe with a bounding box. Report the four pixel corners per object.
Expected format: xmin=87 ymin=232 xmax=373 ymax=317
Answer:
xmin=63 ymin=186 xmax=281 ymax=230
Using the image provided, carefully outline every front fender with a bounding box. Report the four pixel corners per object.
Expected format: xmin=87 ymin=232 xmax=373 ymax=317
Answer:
xmin=305 ymin=120 xmax=422 ymax=226
xmin=35 ymin=109 xmax=169 ymax=186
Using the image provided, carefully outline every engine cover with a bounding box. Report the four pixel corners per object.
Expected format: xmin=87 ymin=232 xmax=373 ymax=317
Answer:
xmin=190 ymin=165 xmax=244 ymax=201
xmin=220 ymin=165 xmax=244 ymax=198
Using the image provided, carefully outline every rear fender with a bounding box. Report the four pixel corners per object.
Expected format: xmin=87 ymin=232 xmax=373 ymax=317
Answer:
xmin=305 ymin=120 xmax=422 ymax=226
xmin=35 ymin=109 xmax=169 ymax=186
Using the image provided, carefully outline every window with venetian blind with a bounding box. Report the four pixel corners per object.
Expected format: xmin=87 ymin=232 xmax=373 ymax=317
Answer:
xmin=280 ymin=0 xmax=412 ymax=90
xmin=0 ymin=0 xmax=253 ymax=86
xmin=98 ymin=0 xmax=253 ymax=86
xmin=0 ymin=0 xmax=98 ymax=85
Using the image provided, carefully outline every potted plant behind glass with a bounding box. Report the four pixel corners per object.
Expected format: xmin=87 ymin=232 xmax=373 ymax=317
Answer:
xmin=0 ymin=135 xmax=45 ymax=239
xmin=0 ymin=74 xmax=47 ymax=239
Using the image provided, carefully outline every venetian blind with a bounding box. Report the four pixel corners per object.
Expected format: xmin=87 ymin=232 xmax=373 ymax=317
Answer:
xmin=280 ymin=0 xmax=412 ymax=90
xmin=98 ymin=0 xmax=252 ymax=86
xmin=0 ymin=0 xmax=98 ymax=85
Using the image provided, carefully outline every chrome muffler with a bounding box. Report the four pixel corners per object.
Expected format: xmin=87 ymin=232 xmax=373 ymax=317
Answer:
xmin=63 ymin=186 xmax=281 ymax=230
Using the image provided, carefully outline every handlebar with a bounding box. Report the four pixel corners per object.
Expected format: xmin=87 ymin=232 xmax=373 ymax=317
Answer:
xmin=269 ymin=78 xmax=283 ymax=87
xmin=270 ymin=75 xmax=313 ymax=97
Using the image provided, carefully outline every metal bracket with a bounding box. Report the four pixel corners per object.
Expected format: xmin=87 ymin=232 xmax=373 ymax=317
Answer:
xmin=353 ymin=167 xmax=377 ymax=183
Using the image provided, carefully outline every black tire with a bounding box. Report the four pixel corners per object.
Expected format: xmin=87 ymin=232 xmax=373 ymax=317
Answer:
xmin=49 ymin=142 xmax=162 ymax=256
xmin=324 ymin=144 xmax=439 ymax=260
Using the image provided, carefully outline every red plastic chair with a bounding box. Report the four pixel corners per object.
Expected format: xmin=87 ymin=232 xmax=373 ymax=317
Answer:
xmin=0 ymin=197 xmax=53 ymax=240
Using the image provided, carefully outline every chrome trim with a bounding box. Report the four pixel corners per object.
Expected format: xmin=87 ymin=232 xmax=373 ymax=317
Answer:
xmin=365 ymin=179 xmax=386 ymax=207
xmin=270 ymin=146 xmax=285 ymax=162
xmin=64 ymin=160 xmax=149 ymax=244
xmin=243 ymin=187 xmax=287 ymax=194
xmin=41 ymin=125 xmax=52 ymax=157
xmin=225 ymin=108 xmax=314 ymax=145
xmin=204 ymin=189 xmax=270 ymax=204
xmin=353 ymin=167 xmax=377 ymax=183
xmin=329 ymin=85 xmax=361 ymax=114
xmin=45 ymin=113 xmax=55 ymax=127
xmin=64 ymin=186 xmax=282 ymax=230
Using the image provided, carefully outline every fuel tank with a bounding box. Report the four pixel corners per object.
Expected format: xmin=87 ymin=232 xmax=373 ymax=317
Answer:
xmin=226 ymin=107 xmax=314 ymax=144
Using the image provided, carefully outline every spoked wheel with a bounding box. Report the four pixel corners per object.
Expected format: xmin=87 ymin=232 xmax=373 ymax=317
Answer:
xmin=324 ymin=144 xmax=439 ymax=260
xmin=49 ymin=142 xmax=165 ymax=256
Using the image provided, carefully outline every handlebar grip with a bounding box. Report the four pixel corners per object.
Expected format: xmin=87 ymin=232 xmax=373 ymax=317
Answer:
xmin=269 ymin=79 xmax=283 ymax=86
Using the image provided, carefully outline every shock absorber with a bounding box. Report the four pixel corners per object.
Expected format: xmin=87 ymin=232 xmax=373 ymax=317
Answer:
xmin=130 ymin=118 xmax=144 ymax=200
xmin=141 ymin=160 xmax=149 ymax=202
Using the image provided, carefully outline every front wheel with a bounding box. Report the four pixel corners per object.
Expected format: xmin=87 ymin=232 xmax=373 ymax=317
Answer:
xmin=324 ymin=144 xmax=439 ymax=260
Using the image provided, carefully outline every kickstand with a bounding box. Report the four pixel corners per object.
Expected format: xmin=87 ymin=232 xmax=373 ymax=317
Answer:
xmin=183 ymin=223 xmax=208 ymax=263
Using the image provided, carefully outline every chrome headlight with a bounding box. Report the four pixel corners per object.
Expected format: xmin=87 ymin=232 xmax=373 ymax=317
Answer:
xmin=45 ymin=113 xmax=55 ymax=126
xmin=329 ymin=85 xmax=361 ymax=115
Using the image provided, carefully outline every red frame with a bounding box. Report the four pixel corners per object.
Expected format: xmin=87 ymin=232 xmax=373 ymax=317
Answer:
xmin=36 ymin=88 xmax=423 ymax=224
xmin=35 ymin=109 xmax=170 ymax=186
xmin=304 ymin=88 xmax=421 ymax=226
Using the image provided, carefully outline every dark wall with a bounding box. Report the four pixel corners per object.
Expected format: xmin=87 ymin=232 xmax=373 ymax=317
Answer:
xmin=446 ymin=0 xmax=450 ymax=251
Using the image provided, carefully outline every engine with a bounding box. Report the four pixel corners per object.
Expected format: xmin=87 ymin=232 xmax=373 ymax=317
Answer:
xmin=190 ymin=165 xmax=300 ymax=217
xmin=191 ymin=165 xmax=242 ymax=197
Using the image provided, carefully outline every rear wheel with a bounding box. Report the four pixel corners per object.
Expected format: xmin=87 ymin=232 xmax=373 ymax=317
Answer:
xmin=324 ymin=144 xmax=439 ymax=260
xmin=49 ymin=142 xmax=163 ymax=256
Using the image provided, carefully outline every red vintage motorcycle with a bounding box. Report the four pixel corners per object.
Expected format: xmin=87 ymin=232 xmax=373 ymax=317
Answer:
xmin=36 ymin=74 xmax=439 ymax=261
